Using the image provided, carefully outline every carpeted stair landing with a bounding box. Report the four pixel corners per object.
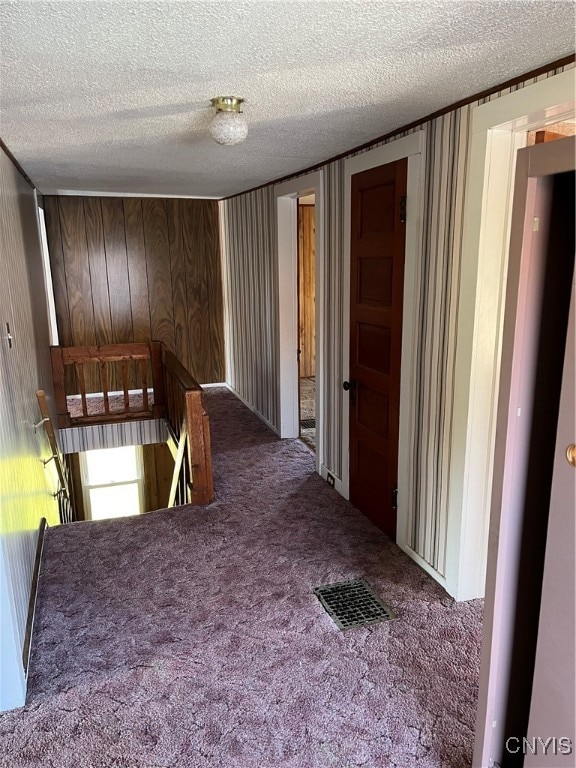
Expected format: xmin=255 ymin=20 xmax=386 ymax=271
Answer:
xmin=0 ymin=387 xmax=483 ymax=768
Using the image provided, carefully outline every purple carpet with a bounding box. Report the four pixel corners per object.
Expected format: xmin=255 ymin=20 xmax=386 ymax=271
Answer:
xmin=0 ymin=388 xmax=483 ymax=767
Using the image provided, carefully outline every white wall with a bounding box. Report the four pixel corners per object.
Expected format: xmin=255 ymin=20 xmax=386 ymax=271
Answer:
xmin=0 ymin=148 xmax=60 ymax=710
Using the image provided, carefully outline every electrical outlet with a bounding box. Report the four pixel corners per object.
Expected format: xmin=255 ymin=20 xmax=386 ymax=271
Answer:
xmin=327 ymin=473 xmax=335 ymax=488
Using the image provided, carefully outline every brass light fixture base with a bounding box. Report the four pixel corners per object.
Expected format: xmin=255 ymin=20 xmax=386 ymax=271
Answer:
xmin=210 ymin=96 xmax=245 ymax=113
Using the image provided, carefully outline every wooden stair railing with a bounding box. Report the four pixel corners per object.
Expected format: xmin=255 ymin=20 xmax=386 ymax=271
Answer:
xmin=49 ymin=341 xmax=213 ymax=507
xmin=50 ymin=342 xmax=164 ymax=428
xmin=162 ymin=348 xmax=214 ymax=506
xmin=35 ymin=390 xmax=74 ymax=524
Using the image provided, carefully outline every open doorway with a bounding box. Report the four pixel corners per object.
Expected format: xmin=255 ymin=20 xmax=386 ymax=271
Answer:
xmin=275 ymin=169 xmax=323 ymax=473
xmin=297 ymin=194 xmax=316 ymax=451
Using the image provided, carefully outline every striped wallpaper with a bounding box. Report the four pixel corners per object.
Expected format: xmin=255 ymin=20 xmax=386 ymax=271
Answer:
xmin=220 ymin=186 xmax=279 ymax=430
xmin=0 ymin=147 xmax=60 ymax=708
xmin=59 ymin=418 xmax=169 ymax=455
xmin=321 ymin=161 xmax=345 ymax=478
xmin=220 ymin=62 xmax=573 ymax=578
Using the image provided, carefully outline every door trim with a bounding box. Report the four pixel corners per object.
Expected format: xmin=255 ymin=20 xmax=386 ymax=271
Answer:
xmin=472 ymin=136 xmax=576 ymax=768
xmin=343 ymin=131 xmax=426 ymax=551
xmin=275 ymin=170 xmax=324 ymax=474
xmin=447 ymin=68 xmax=575 ymax=601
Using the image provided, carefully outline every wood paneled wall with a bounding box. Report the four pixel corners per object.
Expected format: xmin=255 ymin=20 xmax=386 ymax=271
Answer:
xmin=44 ymin=197 xmax=225 ymax=386
xmin=298 ymin=204 xmax=315 ymax=378
xmin=143 ymin=443 xmax=174 ymax=512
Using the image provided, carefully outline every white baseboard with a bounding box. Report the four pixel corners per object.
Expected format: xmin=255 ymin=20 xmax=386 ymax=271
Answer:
xmin=224 ymin=384 xmax=280 ymax=435
xmin=319 ymin=463 xmax=348 ymax=498
xmin=398 ymin=541 xmax=449 ymax=593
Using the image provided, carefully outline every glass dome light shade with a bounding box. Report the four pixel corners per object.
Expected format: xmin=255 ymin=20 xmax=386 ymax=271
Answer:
xmin=210 ymin=111 xmax=248 ymax=146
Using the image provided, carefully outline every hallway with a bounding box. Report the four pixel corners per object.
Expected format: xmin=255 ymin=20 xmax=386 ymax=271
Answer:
xmin=0 ymin=388 xmax=483 ymax=768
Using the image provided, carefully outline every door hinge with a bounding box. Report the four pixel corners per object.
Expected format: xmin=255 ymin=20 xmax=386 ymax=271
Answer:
xmin=400 ymin=196 xmax=407 ymax=224
xmin=391 ymin=487 xmax=398 ymax=510
xmin=3 ymin=322 xmax=14 ymax=349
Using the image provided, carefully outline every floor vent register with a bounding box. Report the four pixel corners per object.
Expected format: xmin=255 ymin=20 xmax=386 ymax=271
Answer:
xmin=313 ymin=578 xmax=395 ymax=630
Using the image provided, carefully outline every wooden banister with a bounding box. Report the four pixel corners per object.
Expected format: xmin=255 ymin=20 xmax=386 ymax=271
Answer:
xmin=35 ymin=390 xmax=74 ymax=524
xmin=162 ymin=348 xmax=203 ymax=393
xmin=50 ymin=347 xmax=69 ymax=427
xmin=150 ymin=341 xmax=165 ymax=418
xmin=49 ymin=341 xmax=213 ymax=507
xmin=50 ymin=343 xmax=159 ymax=428
xmin=60 ymin=342 xmax=152 ymax=364
xmin=162 ymin=346 xmax=214 ymax=506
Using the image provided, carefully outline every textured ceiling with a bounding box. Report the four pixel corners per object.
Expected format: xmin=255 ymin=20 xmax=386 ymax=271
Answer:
xmin=0 ymin=1 xmax=574 ymax=198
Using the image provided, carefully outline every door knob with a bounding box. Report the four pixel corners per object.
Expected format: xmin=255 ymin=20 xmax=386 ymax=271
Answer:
xmin=343 ymin=379 xmax=357 ymax=405
xmin=567 ymin=444 xmax=576 ymax=468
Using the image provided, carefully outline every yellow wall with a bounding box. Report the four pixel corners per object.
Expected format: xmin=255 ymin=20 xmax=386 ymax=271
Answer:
xmin=0 ymin=147 xmax=59 ymax=710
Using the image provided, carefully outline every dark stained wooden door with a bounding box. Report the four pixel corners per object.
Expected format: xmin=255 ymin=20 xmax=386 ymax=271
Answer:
xmin=348 ymin=158 xmax=408 ymax=538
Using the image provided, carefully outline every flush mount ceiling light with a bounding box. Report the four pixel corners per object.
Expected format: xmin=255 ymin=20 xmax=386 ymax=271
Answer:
xmin=209 ymin=96 xmax=248 ymax=146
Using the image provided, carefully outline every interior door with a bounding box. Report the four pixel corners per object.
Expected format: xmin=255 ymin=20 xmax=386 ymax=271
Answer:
xmin=524 ymin=272 xmax=575 ymax=767
xmin=347 ymin=159 xmax=407 ymax=538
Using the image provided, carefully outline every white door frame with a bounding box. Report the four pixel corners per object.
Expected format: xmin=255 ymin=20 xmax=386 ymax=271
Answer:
xmin=446 ymin=68 xmax=575 ymax=602
xmin=275 ymin=170 xmax=324 ymax=472
xmin=342 ymin=131 xmax=427 ymax=561
xmin=472 ymin=137 xmax=576 ymax=768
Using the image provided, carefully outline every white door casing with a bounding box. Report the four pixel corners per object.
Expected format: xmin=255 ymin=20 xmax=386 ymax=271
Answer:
xmin=343 ymin=131 xmax=428 ymax=572
xmin=275 ymin=171 xmax=324 ymax=475
xmin=447 ymin=68 xmax=575 ymax=601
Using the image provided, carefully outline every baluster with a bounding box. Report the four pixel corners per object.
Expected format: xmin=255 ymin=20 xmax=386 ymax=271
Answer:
xmin=101 ymin=362 xmax=110 ymax=414
xmin=141 ymin=359 xmax=149 ymax=412
xmin=121 ymin=359 xmax=130 ymax=412
xmin=76 ymin=363 xmax=88 ymax=417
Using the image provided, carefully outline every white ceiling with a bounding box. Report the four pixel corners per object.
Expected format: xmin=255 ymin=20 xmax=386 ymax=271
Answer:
xmin=0 ymin=1 xmax=574 ymax=198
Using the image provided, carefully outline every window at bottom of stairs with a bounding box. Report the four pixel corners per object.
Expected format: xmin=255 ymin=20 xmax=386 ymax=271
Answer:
xmin=81 ymin=446 xmax=143 ymax=521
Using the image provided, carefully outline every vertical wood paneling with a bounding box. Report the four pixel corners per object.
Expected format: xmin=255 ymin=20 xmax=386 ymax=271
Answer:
xmin=298 ymin=204 xmax=316 ymax=378
xmin=168 ymin=200 xmax=189 ymax=370
xmin=44 ymin=196 xmax=224 ymax=385
xmin=44 ymin=197 xmax=72 ymax=346
xmin=83 ymin=197 xmax=112 ymax=345
xmin=101 ymin=198 xmax=133 ymax=343
xmin=124 ymin=199 xmax=151 ymax=342
xmin=143 ymin=442 xmax=173 ymax=512
xmin=199 ymin=203 xmax=215 ymax=383
xmin=201 ymin=201 xmax=226 ymax=382
xmin=142 ymin=198 xmax=174 ymax=351
xmin=58 ymin=197 xmax=99 ymax=391
xmin=58 ymin=197 xmax=96 ymax=347
xmin=67 ymin=454 xmax=86 ymax=521
xmin=182 ymin=200 xmax=204 ymax=380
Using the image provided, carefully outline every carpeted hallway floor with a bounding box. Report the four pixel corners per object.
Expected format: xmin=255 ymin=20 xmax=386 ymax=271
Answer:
xmin=0 ymin=388 xmax=483 ymax=768
xmin=299 ymin=376 xmax=316 ymax=452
